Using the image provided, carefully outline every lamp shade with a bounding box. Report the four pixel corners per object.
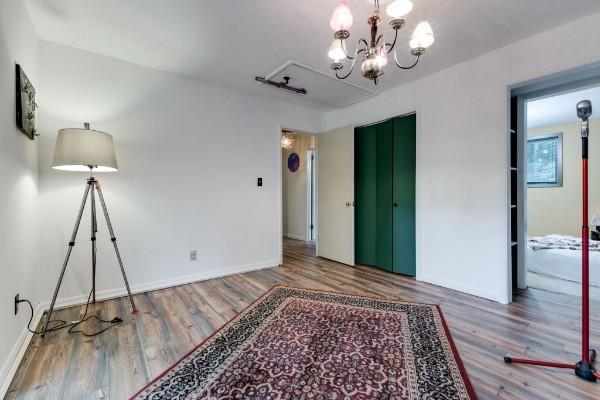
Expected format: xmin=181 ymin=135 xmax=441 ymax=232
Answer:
xmin=410 ymin=21 xmax=435 ymax=49
xmin=329 ymin=0 xmax=353 ymax=32
xmin=386 ymin=0 xmax=413 ymax=18
xmin=52 ymin=128 xmax=118 ymax=172
xmin=328 ymin=38 xmax=347 ymax=62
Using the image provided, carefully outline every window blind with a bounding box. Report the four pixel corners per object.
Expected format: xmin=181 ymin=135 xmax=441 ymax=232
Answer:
xmin=527 ymin=136 xmax=559 ymax=185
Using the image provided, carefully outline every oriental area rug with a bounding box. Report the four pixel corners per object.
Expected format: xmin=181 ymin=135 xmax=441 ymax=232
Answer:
xmin=130 ymin=286 xmax=477 ymax=400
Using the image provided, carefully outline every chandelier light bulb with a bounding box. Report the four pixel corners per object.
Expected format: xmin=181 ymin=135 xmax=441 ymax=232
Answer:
xmin=376 ymin=45 xmax=388 ymax=67
xmin=386 ymin=0 xmax=413 ymax=19
xmin=410 ymin=21 xmax=435 ymax=49
xmin=329 ymin=0 xmax=353 ymax=32
xmin=328 ymin=38 xmax=347 ymax=62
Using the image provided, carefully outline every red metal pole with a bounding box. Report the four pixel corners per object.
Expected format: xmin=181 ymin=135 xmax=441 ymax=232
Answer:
xmin=505 ymin=357 xmax=575 ymax=370
xmin=582 ymin=157 xmax=590 ymax=363
xmin=504 ymin=102 xmax=597 ymax=382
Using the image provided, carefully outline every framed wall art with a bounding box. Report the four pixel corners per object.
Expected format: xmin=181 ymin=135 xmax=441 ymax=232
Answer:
xmin=15 ymin=64 xmax=37 ymax=140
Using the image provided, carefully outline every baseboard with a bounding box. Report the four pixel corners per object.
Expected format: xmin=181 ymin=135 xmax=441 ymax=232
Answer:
xmin=283 ymin=233 xmax=307 ymax=241
xmin=0 ymin=304 xmax=44 ymax=399
xmin=0 ymin=258 xmax=279 ymax=397
xmin=418 ymin=274 xmax=509 ymax=304
xmin=39 ymin=258 xmax=280 ymax=311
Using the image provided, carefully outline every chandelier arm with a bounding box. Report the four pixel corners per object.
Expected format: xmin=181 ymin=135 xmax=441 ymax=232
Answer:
xmin=346 ymin=47 xmax=366 ymax=60
xmin=336 ymin=47 xmax=360 ymax=80
xmin=393 ymin=52 xmax=421 ymax=70
xmin=346 ymin=39 xmax=369 ymax=60
xmin=335 ymin=65 xmax=355 ymax=80
xmin=359 ymin=38 xmax=369 ymax=51
xmin=385 ymin=28 xmax=399 ymax=53
xmin=376 ymin=34 xmax=384 ymax=46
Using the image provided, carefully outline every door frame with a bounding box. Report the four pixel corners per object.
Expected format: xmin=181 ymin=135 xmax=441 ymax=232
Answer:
xmin=508 ymin=62 xmax=600 ymax=301
xmin=277 ymin=123 xmax=317 ymax=263
xmin=354 ymin=111 xmax=420 ymax=277
xmin=306 ymin=148 xmax=317 ymax=242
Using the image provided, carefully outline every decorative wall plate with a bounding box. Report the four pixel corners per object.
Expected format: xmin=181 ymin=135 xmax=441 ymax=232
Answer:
xmin=288 ymin=152 xmax=300 ymax=172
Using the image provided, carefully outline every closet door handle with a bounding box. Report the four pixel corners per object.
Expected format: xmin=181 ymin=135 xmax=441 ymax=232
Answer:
xmin=393 ymin=203 xmax=398 ymax=207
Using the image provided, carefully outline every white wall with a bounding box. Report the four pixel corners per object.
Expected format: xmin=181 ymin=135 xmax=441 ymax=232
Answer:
xmin=282 ymin=133 xmax=315 ymax=241
xmin=37 ymin=42 xmax=325 ymax=307
xmin=527 ymin=118 xmax=600 ymax=237
xmin=325 ymin=12 xmax=600 ymax=304
xmin=0 ymin=0 xmax=40 ymax=394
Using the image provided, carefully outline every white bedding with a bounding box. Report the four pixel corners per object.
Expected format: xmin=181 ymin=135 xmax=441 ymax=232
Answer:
xmin=527 ymin=235 xmax=600 ymax=288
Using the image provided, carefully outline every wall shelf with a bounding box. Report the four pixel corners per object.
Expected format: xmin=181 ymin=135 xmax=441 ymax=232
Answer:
xmin=509 ymin=96 xmax=520 ymax=291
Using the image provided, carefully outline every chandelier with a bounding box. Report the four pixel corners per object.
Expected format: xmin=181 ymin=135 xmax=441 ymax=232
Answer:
xmin=328 ymin=0 xmax=434 ymax=85
xmin=281 ymin=131 xmax=295 ymax=149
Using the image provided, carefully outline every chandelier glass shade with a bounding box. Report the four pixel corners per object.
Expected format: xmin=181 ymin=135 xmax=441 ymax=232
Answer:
xmin=328 ymin=0 xmax=435 ymax=85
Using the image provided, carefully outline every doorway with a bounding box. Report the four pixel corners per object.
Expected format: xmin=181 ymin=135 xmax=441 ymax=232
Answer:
xmin=281 ymin=130 xmax=317 ymax=243
xmin=526 ymin=87 xmax=600 ymax=299
xmin=510 ymin=64 xmax=600 ymax=301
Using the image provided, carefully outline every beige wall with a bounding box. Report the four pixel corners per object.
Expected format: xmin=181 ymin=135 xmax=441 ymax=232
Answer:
xmin=282 ymin=133 xmax=315 ymax=241
xmin=527 ymin=118 xmax=600 ymax=237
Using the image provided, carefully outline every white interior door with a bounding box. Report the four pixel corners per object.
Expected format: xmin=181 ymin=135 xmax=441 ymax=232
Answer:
xmin=317 ymin=125 xmax=354 ymax=265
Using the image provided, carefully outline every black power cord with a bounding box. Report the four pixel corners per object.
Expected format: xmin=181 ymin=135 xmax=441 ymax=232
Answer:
xmin=18 ymin=290 xmax=122 ymax=337
xmin=68 ymin=289 xmax=122 ymax=337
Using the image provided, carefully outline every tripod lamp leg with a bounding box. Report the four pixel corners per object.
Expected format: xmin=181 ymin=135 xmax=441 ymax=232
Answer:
xmin=90 ymin=180 xmax=98 ymax=304
xmin=95 ymin=182 xmax=138 ymax=314
xmin=42 ymin=182 xmax=91 ymax=337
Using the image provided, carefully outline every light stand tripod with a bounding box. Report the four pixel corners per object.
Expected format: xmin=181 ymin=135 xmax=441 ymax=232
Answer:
xmin=41 ymin=170 xmax=138 ymax=337
xmin=504 ymin=100 xmax=600 ymax=382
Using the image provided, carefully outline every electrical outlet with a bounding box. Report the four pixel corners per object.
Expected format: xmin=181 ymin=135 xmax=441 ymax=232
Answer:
xmin=190 ymin=250 xmax=197 ymax=261
xmin=14 ymin=293 xmax=20 ymax=315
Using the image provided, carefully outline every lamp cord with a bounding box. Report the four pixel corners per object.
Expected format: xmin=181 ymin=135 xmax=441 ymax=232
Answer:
xmin=18 ymin=290 xmax=122 ymax=337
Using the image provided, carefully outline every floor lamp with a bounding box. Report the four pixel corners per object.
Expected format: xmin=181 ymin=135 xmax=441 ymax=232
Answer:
xmin=504 ymin=100 xmax=600 ymax=382
xmin=41 ymin=123 xmax=138 ymax=337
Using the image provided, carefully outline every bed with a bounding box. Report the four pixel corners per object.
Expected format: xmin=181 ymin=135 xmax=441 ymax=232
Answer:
xmin=527 ymin=234 xmax=600 ymax=298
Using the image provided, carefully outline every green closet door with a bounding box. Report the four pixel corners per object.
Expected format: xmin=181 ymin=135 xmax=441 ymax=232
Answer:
xmin=355 ymin=122 xmax=393 ymax=272
xmin=392 ymin=114 xmax=416 ymax=276
xmin=375 ymin=120 xmax=394 ymax=271
xmin=355 ymin=125 xmax=377 ymax=266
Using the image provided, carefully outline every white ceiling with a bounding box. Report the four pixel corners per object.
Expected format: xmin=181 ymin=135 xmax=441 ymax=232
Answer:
xmin=527 ymin=86 xmax=600 ymax=129
xmin=25 ymin=0 xmax=600 ymax=110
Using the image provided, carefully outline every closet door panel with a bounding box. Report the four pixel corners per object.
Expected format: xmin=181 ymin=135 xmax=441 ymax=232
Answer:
xmin=392 ymin=114 xmax=417 ymax=276
xmin=376 ymin=120 xmax=394 ymax=271
xmin=354 ymin=125 xmax=377 ymax=266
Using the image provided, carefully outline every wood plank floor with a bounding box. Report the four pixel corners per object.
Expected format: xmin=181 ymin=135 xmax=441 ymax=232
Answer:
xmin=6 ymin=239 xmax=600 ymax=399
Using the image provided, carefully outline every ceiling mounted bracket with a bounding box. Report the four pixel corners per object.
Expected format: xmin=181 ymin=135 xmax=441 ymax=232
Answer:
xmin=255 ymin=76 xmax=307 ymax=95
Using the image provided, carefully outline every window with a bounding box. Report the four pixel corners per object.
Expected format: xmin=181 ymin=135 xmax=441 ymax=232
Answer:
xmin=527 ymin=133 xmax=563 ymax=187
